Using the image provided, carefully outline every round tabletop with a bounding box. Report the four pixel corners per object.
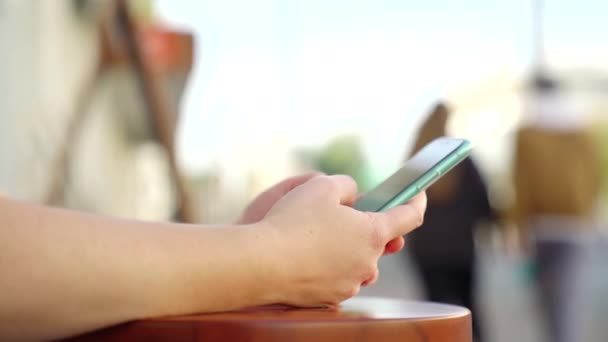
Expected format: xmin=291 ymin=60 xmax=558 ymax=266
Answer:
xmin=70 ymin=297 xmax=471 ymax=341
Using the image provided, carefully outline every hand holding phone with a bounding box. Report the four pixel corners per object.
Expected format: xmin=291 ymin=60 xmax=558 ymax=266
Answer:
xmin=354 ymin=137 xmax=471 ymax=212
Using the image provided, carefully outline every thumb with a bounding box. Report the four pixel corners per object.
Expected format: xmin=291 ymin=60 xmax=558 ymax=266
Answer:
xmin=373 ymin=192 xmax=427 ymax=240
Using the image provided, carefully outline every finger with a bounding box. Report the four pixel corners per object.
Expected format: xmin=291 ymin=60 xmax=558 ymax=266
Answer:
xmin=330 ymin=175 xmax=359 ymax=205
xmin=362 ymin=268 xmax=379 ymax=286
xmin=263 ymin=172 xmax=325 ymax=200
xmin=308 ymin=175 xmax=358 ymax=205
xmin=239 ymin=172 xmax=324 ymax=224
xmin=376 ymin=192 xmax=427 ymax=239
xmin=383 ymin=236 xmax=405 ymax=255
xmin=282 ymin=172 xmax=325 ymax=193
xmin=354 ymin=193 xmax=364 ymax=203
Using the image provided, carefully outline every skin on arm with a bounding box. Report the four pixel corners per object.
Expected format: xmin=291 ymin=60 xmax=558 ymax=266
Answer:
xmin=0 ymin=174 xmax=425 ymax=341
xmin=0 ymin=197 xmax=280 ymax=340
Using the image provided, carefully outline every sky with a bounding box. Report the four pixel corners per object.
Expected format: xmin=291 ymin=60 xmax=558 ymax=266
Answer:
xmin=154 ymin=0 xmax=608 ymax=176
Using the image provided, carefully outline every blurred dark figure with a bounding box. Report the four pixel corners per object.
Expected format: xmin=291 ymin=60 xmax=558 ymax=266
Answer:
xmin=407 ymin=103 xmax=493 ymax=342
xmin=512 ymin=76 xmax=601 ymax=342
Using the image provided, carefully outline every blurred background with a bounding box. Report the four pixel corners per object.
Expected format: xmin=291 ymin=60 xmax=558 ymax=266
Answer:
xmin=1 ymin=1 xmax=607 ymax=341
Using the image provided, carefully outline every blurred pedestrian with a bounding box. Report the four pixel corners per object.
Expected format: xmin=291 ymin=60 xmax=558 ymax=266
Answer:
xmin=512 ymin=75 xmax=602 ymax=342
xmin=406 ymin=102 xmax=494 ymax=342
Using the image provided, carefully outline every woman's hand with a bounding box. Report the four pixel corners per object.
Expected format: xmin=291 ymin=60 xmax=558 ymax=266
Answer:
xmin=0 ymin=175 xmax=425 ymax=340
xmin=239 ymin=173 xmax=408 ymax=256
xmin=258 ymin=175 xmax=427 ymax=307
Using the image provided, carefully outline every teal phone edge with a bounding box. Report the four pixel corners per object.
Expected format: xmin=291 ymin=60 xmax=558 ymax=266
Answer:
xmin=376 ymin=139 xmax=472 ymax=212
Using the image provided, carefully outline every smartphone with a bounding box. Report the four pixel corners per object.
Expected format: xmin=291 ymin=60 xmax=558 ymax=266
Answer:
xmin=353 ymin=137 xmax=472 ymax=212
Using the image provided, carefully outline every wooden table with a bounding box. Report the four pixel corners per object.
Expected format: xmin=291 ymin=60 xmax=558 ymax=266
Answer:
xmin=70 ymin=297 xmax=471 ymax=341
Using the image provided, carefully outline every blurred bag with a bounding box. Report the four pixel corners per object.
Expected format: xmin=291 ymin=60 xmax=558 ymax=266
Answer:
xmin=514 ymin=128 xmax=601 ymax=225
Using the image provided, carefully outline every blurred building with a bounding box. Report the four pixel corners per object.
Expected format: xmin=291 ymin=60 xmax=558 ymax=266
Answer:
xmin=0 ymin=0 xmax=98 ymax=201
xmin=0 ymin=0 xmax=179 ymax=221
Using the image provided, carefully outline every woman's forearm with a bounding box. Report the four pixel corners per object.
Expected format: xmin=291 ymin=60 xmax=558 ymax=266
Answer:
xmin=0 ymin=175 xmax=427 ymax=340
xmin=0 ymin=197 xmax=279 ymax=340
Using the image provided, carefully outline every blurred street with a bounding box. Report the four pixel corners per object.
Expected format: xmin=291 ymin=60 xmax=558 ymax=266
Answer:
xmin=360 ymin=231 xmax=608 ymax=342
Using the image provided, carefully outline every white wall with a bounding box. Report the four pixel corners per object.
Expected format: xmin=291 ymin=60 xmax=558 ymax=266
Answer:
xmin=0 ymin=0 xmax=97 ymax=201
xmin=0 ymin=1 xmax=174 ymax=220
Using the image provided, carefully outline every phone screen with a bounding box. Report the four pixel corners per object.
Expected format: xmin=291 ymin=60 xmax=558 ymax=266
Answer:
xmin=353 ymin=137 xmax=470 ymax=212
